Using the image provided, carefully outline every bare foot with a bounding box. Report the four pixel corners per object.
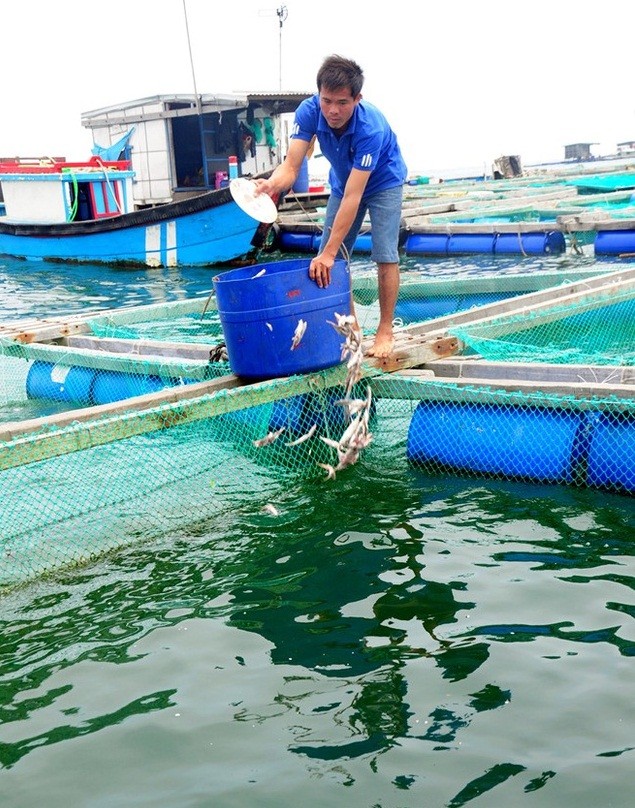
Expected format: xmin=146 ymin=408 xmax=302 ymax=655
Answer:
xmin=367 ymin=332 xmax=394 ymax=358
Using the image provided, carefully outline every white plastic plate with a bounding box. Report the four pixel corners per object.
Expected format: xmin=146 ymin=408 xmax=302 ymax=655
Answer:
xmin=229 ymin=178 xmax=278 ymax=223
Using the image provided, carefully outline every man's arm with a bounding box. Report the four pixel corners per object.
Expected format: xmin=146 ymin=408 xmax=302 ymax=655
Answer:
xmin=254 ymin=139 xmax=311 ymax=197
xmin=310 ymin=168 xmax=370 ymax=288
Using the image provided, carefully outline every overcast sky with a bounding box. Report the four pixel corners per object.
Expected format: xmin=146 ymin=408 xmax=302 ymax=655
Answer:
xmin=2 ymin=0 xmax=633 ymax=176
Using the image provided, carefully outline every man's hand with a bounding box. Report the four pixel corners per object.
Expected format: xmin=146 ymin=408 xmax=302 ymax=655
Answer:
xmin=253 ymin=178 xmax=274 ymax=197
xmin=309 ymin=253 xmax=335 ymax=288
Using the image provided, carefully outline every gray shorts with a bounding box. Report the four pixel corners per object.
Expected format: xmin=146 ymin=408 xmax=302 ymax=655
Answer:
xmin=318 ymin=184 xmax=403 ymax=263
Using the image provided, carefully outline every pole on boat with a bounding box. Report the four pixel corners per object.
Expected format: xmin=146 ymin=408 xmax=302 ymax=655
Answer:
xmin=182 ymin=0 xmax=201 ymax=116
xmin=276 ymin=5 xmax=288 ymax=90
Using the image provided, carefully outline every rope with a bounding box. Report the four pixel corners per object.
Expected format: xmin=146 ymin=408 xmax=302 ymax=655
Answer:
xmin=93 ymin=157 xmax=124 ymax=214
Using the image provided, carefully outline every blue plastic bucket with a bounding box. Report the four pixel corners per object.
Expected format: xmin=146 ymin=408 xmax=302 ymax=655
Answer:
xmin=26 ymin=361 xmax=95 ymax=405
xmin=594 ymin=230 xmax=635 ymax=256
xmin=407 ymin=401 xmax=584 ymax=483
xmin=213 ymin=258 xmax=351 ymax=379
xmin=586 ymin=412 xmax=635 ymax=493
xmin=92 ymin=371 xmax=168 ymax=405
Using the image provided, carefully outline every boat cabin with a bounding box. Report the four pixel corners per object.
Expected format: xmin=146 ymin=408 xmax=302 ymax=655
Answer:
xmin=81 ymin=92 xmax=310 ymax=207
xmin=0 ymin=157 xmax=135 ymax=224
xmin=564 ymin=143 xmax=598 ymax=161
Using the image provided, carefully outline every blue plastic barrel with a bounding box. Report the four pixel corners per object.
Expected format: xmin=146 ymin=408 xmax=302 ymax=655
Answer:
xmin=448 ymin=234 xmax=496 ymax=254
xmin=92 ymin=371 xmax=167 ymax=405
xmin=292 ymin=158 xmax=310 ymax=193
xmin=404 ymin=233 xmax=450 ymax=255
xmin=456 ymin=292 xmax=516 ymax=311
xmin=278 ymin=231 xmax=315 ymax=252
xmin=353 ymin=233 xmax=373 ymax=253
xmin=26 ymin=361 xmax=95 ymax=405
xmin=268 ymin=387 xmax=375 ymax=435
xmin=495 ymin=231 xmax=566 ymax=255
xmin=407 ymin=401 xmax=584 ymax=483
xmin=213 ymin=258 xmax=351 ymax=379
xmin=594 ymin=230 xmax=635 ymax=256
xmin=586 ymin=412 xmax=635 ymax=493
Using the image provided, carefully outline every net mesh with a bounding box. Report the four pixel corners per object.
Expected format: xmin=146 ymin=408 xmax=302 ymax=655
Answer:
xmin=1 ymin=266 xmax=633 ymax=589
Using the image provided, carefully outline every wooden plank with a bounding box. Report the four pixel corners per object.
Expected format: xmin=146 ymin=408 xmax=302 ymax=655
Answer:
xmin=441 ymin=276 xmax=635 ymax=338
xmin=64 ymin=335 xmax=219 ymax=361
xmin=405 ymin=216 xmax=635 ymax=234
xmin=0 ymin=364 xmax=350 ymax=470
xmin=416 ymin=358 xmax=635 ymax=386
xmin=370 ymin=372 xmax=635 ymax=408
xmin=405 ymin=219 xmax=568 ymax=234
xmin=0 ymin=329 xmax=459 ymax=468
xmin=382 ymin=267 xmax=611 ymax=299
xmin=401 ymin=267 xmax=635 ymax=339
xmin=0 ymin=294 xmax=214 ymax=344
xmin=0 ymin=375 xmax=244 ymax=443
xmin=363 ymin=335 xmax=460 ymax=373
xmin=2 ymin=340 xmax=213 ymax=379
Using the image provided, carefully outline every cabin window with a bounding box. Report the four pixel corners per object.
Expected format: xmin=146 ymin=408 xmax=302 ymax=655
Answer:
xmin=69 ymin=180 xmax=122 ymax=221
xmin=171 ymin=110 xmax=242 ymax=189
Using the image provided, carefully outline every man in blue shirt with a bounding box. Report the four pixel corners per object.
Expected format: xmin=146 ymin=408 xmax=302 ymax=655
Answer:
xmin=255 ymin=54 xmax=407 ymax=358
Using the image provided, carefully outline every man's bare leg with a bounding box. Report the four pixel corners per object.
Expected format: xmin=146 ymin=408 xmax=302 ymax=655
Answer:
xmin=367 ymin=261 xmax=399 ymax=358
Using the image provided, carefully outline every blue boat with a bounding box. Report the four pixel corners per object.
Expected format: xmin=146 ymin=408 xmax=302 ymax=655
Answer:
xmin=0 ymin=91 xmax=311 ymax=267
xmin=0 ymin=157 xmax=271 ymax=267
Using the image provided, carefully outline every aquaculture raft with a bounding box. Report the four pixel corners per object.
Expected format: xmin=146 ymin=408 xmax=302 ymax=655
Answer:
xmin=0 ymin=267 xmax=632 ymax=589
xmin=275 ymin=167 xmax=635 ymax=257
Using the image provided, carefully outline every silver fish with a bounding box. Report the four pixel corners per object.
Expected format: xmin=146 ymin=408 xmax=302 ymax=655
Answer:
xmin=253 ymin=427 xmax=286 ymax=448
xmin=262 ymin=503 xmax=280 ymax=516
xmin=339 ymin=411 xmax=365 ymax=448
xmin=252 ymin=268 xmax=267 ymax=278
xmin=334 ymin=398 xmax=367 ymax=415
xmin=290 ymin=318 xmax=307 ymax=350
xmin=319 ymin=435 xmax=342 ymax=451
xmin=335 ymin=446 xmax=360 ymax=471
xmin=285 ymin=423 xmax=317 ymax=446
xmin=317 ymin=462 xmax=337 ymax=480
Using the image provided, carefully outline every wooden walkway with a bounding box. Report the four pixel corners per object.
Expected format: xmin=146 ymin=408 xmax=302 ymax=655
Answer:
xmin=1 ymin=267 xmax=632 ymax=469
xmin=277 ymin=179 xmax=635 ymax=239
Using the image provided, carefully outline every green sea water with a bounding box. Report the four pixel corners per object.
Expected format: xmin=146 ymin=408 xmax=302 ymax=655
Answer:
xmin=0 ymin=253 xmax=633 ymax=807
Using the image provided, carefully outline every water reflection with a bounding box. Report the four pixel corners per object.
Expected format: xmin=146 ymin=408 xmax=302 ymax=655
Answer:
xmin=0 ymin=247 xmax=634 ymax=803
xmin=0 ymin=453 xmax=633 ymax=804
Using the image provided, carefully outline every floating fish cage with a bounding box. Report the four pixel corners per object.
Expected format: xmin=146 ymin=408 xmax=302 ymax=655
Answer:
xmin=0 ymin=266 xmax=633 ymax=590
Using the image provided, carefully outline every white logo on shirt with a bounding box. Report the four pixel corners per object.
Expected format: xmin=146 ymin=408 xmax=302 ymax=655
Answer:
xmin=361 ymin=153 xmax=373 ymax=168
xmin=291 ymin=122 xmax=300 ymax=136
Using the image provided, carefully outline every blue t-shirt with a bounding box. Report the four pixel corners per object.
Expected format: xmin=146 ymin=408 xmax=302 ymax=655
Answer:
xmin=291 ymin=94 xmax=407 ymax=198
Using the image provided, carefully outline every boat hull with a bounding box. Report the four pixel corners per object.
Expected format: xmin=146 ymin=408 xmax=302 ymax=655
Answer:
xmin=0 ymin=188 xmax=262 ymax=267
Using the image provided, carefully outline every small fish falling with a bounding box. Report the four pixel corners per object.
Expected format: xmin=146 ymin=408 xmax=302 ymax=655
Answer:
xmin=252 ymin=268 xmax=267 ymax=278
xmin=328 ymin=311 xmax=363 ymax=398
xmin=290 ymin=318 xmax=307 ymax=350
xmin=253 ymin=427 xmax=286 ymax=448
xmin=285 ymin=423 xmax=318 ymax=446
xmin=317 ymin=462 xmax=337 ymax=480
xmin=316 ymin=383 xmax=374 ymax=480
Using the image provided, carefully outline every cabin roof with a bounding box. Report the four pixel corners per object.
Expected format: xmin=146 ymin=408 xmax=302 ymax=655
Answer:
xmin=81 ymin=92 xmax=311 ymax=127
